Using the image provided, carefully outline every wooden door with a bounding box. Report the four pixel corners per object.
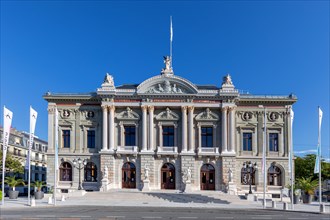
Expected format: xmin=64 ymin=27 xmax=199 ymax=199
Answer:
xmin=122 ymin=162 xmax=136 ymax=189
xmin=161 ymin=163 xmax=175 ymax=189
xmin=200 ymin=164 xmax=215 ymax=190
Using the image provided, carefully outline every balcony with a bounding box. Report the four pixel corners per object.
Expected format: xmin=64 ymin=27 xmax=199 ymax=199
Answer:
xmin=116 ymin=146 xmax=138 ymax=155
xmin=157 ymin=146 xmax=178 ymax=156
xmin=197 ymin=147 xmax=219 ymax=156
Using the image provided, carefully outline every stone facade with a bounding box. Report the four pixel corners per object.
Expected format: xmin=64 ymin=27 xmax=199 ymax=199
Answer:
xmin=44 ymin=56 xmax=297 ymax=196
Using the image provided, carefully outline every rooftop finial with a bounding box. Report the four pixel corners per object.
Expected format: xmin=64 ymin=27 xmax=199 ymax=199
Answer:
xmin=161 ymin=56 xmax=174 ymax=75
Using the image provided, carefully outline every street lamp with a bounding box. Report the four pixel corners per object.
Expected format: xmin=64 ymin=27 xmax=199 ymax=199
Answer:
xmin=73 ymin=158 xmax=87 ymax=190
xmin=243 ymin=161 xmax=257 ymax=194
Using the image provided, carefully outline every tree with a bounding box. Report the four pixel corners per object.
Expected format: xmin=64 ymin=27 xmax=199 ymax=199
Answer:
xmin=0 ymin=150 xmax=24 ymax=175
xmin=295 ymin=154 xmax=330 ymax=181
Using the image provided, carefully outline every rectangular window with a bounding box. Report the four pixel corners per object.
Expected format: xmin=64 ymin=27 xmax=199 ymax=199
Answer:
xmin=269 ymin=133 xmax=279 ymax=152
xmin=87 ymin=130 xmax=95 ymax=148
xmin=62 ymin=130 xmax=70 ymax=148
xmin=163 ymin=126 xmax=174 ymax=146
xmin=243 ymin=133 xmax=252 ymax=151
xmin=124 ymin=126 xmax=136 ymax=146
xmin=201 ymin=127 xmax=213 ymax=147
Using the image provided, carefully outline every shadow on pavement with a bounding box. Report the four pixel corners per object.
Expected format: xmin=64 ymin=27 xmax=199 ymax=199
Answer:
xmin=146 ymin=193 xmax=231 ymax=204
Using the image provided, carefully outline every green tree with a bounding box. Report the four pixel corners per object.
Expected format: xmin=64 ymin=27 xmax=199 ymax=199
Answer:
xmin=0 ymin=150 xmax=24 ymax=175
xmin=295 ymin=154 xmax=330 ymax=181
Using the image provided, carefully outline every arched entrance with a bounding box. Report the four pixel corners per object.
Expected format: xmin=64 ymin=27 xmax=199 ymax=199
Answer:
xmin=161 ymin=163 xmax=175 ymax=189
xmin=122 ymin=162 xmax=136 ymax=189
xmin=200 ymin=164 xmax=215 ymax=190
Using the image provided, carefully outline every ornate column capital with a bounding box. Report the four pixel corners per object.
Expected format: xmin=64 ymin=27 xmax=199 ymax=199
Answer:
xmin=108 ymin=105 xmax=115 ymax=111
xmin=181 ymin=106 xmax=187 ymax=111
xmin=221 ymin=106 xmax=228 ymax=112
xmin=188 ymin=106 xmax=194 ymax=112
xmin=141 ymin=105 xmax=148 ymax=111
xmin=148 ymin=105 xmax=154 ymax=112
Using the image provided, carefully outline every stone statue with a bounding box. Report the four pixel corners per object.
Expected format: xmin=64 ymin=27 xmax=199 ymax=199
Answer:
xmin=164 ymin=56 xmax=171 ymax=70
xmin=103 ymin=166 xmax=108 ymax=180
xmin=228 ymin=168 xmax=233 ymax=183
xmin=223 ymin=74 xmax=233 ymax=85
xmin=182 ymin=167 xmax=192 ymax=184
xmin=103 ymin=73 xmax=114 ymax=87
xmin=144 ymin=165 xmax=150 ymax=180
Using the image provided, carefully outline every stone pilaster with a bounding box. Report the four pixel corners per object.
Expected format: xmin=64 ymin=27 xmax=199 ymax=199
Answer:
xmin=228 ymin=106 xmax=236 ymax=153
xmin=141 ymin=105 xmax=148 ymax=151
xmin=148 ymin=105 xmax=154 ymax=151
xmin=108 ymin=105 xmax=115 ymax=151
xmin=102 ymin=105 xmax=108 ymax=150
xmin=181 ymin=106 xmax=187 ymax=152
xmin=188 ymin=106 xmax=194 ymax=152
xmin=221 ymin=107 xmax=228 ymax=153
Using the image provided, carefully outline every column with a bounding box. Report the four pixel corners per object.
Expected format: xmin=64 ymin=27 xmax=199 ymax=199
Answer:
xmin=279 ymin=128 xmax=284 ymax=156
xmin=213 ymin=125 xmax=217 ymax=148
xmin=188 ymin=106 xmax=194 ymax=152
xmin=181 ymin=106 xmax=187 ymax=152
xmin=148 ymin=105 xmax=154 ymax=151
xmin=221 ymin=107 xmax=228 ymax=153
xmin=141 ymin=106 xmax=147 ymax=151
xmin=102 ymin=105 xmax=108 ymax=150
xmin=109 ymin=105 xmax=115 ymax=151
xmin=228 ymin=106 xmax=236 ymax=153
xmin=158 ymin=122 xmax=163 ymax=148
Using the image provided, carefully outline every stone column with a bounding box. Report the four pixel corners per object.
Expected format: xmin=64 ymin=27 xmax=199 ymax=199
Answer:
xmin=228 ymin=106 xmax=236 ymax=153
xmin=221 ymin=107 xmax=228 ymax=153
xmin=148 ymin=106 xmax=154 ymax=151
xmin=102 ymin=105 xmax=108 ymax=150
xmin=158 ymin=122 xmax=163 ymax=148
xmin=141 ymin=106 xmax=147 ymax=151
xmin=47 ymin=106 xmax=55 ymax=153
xmin=188 ymin=106 xmax=194 ymax=152
xmin=181 ymin=106 xmax=188 ymax=152
xmin=279 ymin=127 xmax=284 ymax=156
xmin=109 ymin=105 xmax=115 ymax=151
xmin=213 ymin=125 xmax=217 ymax=148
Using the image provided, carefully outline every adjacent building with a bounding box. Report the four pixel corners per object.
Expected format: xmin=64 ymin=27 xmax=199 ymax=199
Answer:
xmin=0 ymin=127 xmax=48 ymax=188
xmin=44 ymin=56 xmax=297 ymax=196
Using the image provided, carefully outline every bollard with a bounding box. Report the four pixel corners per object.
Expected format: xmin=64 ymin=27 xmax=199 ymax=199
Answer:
xmin=272 ymin=201 xmax=276 ymax=208
xmin=61 ymin=195 xmax=66 ymax=202
xmin=320 ymin=204 xmax=325 ymax=213
xmin=48 ymin=196 xmax=53 ymax=204
xmin=30 ymin=198 xmax=36 ymax=207
xmin=254 ymin=195 xmax=258 ymax=201
xmin=283 ymin=202 xmax=288 ymax=210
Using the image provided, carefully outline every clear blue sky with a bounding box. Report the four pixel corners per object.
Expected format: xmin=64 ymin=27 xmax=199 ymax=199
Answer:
xmin=1 ymin=1 xmax=329 ymax=161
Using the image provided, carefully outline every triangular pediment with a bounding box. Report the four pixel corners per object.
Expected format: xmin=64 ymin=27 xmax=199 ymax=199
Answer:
xmin=116 ymin=107 xmax=140 ymax=120
xmin=156 ymin=108 xmax=179 ymax=121
xmin=137 ymin=75 xmax=198 ymax=94
xmin=195 ymin=108 xmax=219 ymax=121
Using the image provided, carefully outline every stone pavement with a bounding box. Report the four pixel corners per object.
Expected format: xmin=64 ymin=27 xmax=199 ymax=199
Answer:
xmin=1 ymin=189 xmax=329 ymax=214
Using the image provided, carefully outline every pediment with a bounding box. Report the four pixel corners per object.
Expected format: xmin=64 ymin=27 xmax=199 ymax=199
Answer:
xmin=195 ymin=108 xmax=219 ymax=121
xmin=137 ymin=75 xmax=198 ymax=94
xmin=156 ymin=108 xmax=179 ymax=121
xmin=116 ymin=107 xmax=140 ymax=120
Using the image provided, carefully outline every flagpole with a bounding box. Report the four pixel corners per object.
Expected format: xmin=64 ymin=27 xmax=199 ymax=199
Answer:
xmin=263 ymin=106 xmax=266 ymax=209
xmin=318 ymin=106 xmax=322 ymax=206
xmin=170 ymin=16 xmax=173 ymax=68
xmin=54 ymin=108 xmax=58 ymax=206
xmin=2 ymin=106 xmax=5 ymax=206
xmin=290 ymin=107 xmax=294 ymax=210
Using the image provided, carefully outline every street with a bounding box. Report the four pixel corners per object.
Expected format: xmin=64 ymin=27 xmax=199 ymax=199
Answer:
xmin=0 ymin=206 xmax=328 ymax=220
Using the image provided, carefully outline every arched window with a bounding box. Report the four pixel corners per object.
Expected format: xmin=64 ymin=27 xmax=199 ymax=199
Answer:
xmin=60 ymin=162 xmax=72 ymax=181
xmin=268 ymin=164 xmax=282 ymax=186
xmin=84 ymin=162 xmax=97 ymax=182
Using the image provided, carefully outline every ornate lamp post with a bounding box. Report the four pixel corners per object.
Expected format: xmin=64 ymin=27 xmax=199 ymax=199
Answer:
xmin=243 ymin=161 xmax=257 ymax=194
xmin=73 ymin=158 xmax=87 ymax=190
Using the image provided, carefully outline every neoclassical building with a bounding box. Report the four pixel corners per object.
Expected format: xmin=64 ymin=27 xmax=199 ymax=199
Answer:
xmin=44 ymin=56 xmax=296 ymax=196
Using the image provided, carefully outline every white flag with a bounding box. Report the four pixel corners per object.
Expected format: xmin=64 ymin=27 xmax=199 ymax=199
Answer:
xmin=314 ymin=107 xmax=323 ymax=174
xmin=55 ymin=108 xmax=59 ymax=171
xmin=288 ymin=108 xmax=294 ymax=173
xmin=29 ymin=106 xmax=38 ymax=151
xmin=170 ymin=16 xmax=173 ymax=42
xmin=2 ymin=107 xmax=13 ymax=160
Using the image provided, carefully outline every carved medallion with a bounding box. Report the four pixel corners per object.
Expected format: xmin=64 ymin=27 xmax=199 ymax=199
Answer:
xmin=62 ymin=110 xmax=70 ymax=118
xmin=268 ymin=112 xmax=279 ymax=122
xmin=87 ymin=111 xmax=94 ymax=118
xmin=242 ymin=112 xmax=253 ymax=121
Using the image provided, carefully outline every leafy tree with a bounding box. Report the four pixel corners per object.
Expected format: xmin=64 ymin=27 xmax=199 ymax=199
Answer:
xmin=0 ymin=150 xmax=24 ymax=175
xmin=295 ymin=154 xmax=330 ymax=181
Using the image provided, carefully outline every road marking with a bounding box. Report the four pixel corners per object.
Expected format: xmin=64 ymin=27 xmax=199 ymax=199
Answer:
xmin=142 ymin=217 xmax=162 ymax=219
xmin=216 ymin=217 xmax=233 ymax=219
xmin=178 ymin=218 xmax=198 ymax=219
xmin=106 ymin=216 xmax=125 ymax=218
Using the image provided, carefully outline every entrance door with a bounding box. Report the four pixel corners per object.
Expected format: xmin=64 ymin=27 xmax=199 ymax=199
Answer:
xmin=122 ymin=162 xmax=136 ymax=189
xmin=161 ymin=163 xmax=175 ymax=189
xmin=200 ymin=164 xmax=215 ymax=190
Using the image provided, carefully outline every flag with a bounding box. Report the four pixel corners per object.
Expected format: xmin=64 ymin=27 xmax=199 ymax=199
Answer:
xmin=288 ymin=108 xmax=294 ymax=173
xmin=29 ymin=106 xmax=38 ymax=150
xmin=25 ymin=151 xmax=30 ymax=170
xmin=2 ymin=107 xmax=13 ymax=162
xmin=55 ymin=108 xmax=59 ymax=170
xmin=314 ymin=107 xmax=323 ymax=174
xmin=170 ymin=16 xmax=173 ymax=42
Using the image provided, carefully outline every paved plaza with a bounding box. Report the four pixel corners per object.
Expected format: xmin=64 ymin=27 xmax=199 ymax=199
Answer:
xmin=1 ymin=190 xmax=329 ymax=214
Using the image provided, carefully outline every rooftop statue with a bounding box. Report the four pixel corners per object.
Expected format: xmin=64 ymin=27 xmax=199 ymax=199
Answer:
xmin=223 ymin=74 xmax=233 ymax=85
xmin=161 ymin=56 xmax=173 ymax=75
xmin=103 ymin=73 xmax=114 ymax=87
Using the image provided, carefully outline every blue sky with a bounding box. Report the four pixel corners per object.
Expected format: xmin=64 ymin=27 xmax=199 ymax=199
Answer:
xmin=1 ymin=1 xmax=329 ymax=160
